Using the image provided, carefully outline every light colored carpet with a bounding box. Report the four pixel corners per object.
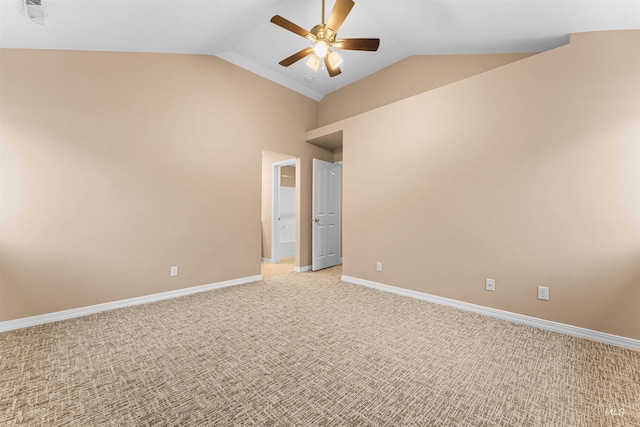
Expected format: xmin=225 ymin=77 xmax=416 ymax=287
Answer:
xmin=1 ymin=266 xmax=639 ymax=426
xmin=261 ymin=258 xmax=295 ymax=278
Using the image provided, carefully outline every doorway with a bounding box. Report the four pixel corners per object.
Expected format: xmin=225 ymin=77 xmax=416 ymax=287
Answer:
xmin=271 ymin=158 xmax=297 ymax=264
xmin=261 ymin=151 xmax=298 ymax=276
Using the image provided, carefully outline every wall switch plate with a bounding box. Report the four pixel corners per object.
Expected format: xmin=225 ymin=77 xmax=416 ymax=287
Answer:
xmin=376 ymin=262 xmax=382 ymax=272
xmin=538 ymin=286 xmax=549 ymax=301
xmin=170 ymin=266 xmax=179 ymax=277
xmin=485 ymin=278 xmax=495 ymax=291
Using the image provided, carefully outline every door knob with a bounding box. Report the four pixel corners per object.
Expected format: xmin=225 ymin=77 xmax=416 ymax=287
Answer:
xmin=314 ymin=218 xmax=320 ymax=223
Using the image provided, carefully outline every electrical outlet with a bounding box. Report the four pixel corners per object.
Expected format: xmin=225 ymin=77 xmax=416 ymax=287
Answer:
xmin=538 ymin=286 xmax=549 ymax=301
xmin=485 ymin=278 xmax=495 ymax=292
xmin=170 ymin=266 xmax=179 ymax=277
xmin=376 ymin=262 xmax=382 ymax=272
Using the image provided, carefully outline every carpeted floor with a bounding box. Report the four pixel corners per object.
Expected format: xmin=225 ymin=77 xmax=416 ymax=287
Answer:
xmin=1 ymin=266 xmax=639 ymax=426
xmin=261 ymin=258 xmax=295 ymax=278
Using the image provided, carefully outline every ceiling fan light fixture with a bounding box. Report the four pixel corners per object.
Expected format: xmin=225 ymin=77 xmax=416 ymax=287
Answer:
xmin=327 ymin=50 xmax=343 ymax=68
xmin=306 ymin=54 xmax=321 ymax=71
xmin=271 ymin=0 xmax=379 ymax=78
xmin=313 ymin=40 xmax=329 ymax=58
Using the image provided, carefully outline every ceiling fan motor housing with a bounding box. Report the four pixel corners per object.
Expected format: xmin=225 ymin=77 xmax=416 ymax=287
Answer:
xmin=311 ymin=24 xmax=337 ymax=44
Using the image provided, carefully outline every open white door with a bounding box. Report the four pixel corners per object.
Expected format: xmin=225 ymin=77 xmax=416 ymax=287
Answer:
xmin=312 ymin=159 xmax=341 ymax=271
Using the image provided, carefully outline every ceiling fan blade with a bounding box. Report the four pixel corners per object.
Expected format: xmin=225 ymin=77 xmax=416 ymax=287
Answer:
xmin=324 ymin=56 xmax=342 ymax=77
xmin=279 ymin=47 xmax=314 ymax=67
xmin=326 ymin=0 xmax=354 ymax=34
xmin=271 ymin=15 xmax=315 ymax=41
xmin=333 ymin=38 xmax=380 ymax=51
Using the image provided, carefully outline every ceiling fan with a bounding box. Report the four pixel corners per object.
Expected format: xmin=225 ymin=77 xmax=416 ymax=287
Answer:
xmin=270 ymin=0 xmax=380 ymax=77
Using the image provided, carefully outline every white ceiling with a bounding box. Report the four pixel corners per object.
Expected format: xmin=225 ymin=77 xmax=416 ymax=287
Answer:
xmin=1 ymin=0 xmax=639 ymax=100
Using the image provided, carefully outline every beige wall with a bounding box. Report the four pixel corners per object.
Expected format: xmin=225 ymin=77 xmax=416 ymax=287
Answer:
xmin=333 ymin=149 xmax=343 ymax=258
xmin=318 ymin=53 xmax=534 ymax=126
xmin=2 ymin=32 xmax=638 ymax=342
xmin=281 ymin=166 xmax=295 ymax=188
xmin=340 ymin=31 xmax=640 ymax=339
xmin=0 ymin=49 xmax=332 ymax=321
xmin=333 ymin=148 xmax=343 ymax=163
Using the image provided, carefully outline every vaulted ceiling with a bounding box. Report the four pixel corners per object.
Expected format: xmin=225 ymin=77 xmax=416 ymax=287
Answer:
xmin=2 ymin=0 xmax=639 ymax=100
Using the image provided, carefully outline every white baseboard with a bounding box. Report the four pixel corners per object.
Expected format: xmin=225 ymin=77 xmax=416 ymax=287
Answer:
xmin=341 ymin=275 xmax=640 ymax=351
xmin=0 ymin=275 xmax=263 ymax=333
xmin=261 ymin=258 xmax=273 ymax=263
xmin=295 ymin=262 xmax=342 ymax=272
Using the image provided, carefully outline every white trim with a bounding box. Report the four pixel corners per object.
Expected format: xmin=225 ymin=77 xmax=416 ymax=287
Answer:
xmin=279 ymin=250 xmax=296 ymax=259
xmin=334 ymin=161 xmax=344 ymax=166
xmin=261 ymin=258 xmax=277 ymax=264
xmin=295 ymin=265 xmax=312 ymax=272
xmin=341 ymin=275 xmax=640 ymax=350
xmin=0 ymin=275 xmax=262 ymax=333
xmin=216 ymin=52 xmax=324 ymax=101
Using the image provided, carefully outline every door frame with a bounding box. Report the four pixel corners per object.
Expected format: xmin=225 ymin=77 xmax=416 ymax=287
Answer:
xmin=271 ymin=158 xmax=297 ymax=264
